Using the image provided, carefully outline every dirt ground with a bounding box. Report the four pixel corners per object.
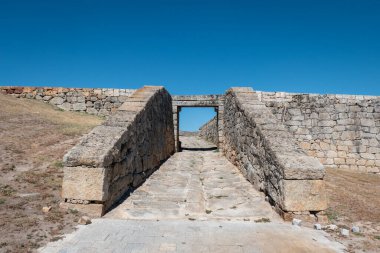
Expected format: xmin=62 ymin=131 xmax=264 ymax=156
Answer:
xmin=0 ymin=94 xmax=103 ymax=253
xmin=324 ymin=167 xmax=380 ymax=252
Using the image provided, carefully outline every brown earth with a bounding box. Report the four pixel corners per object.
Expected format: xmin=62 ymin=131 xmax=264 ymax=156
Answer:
xmin=0 ymin=94 xmax=103 ymax=253
xmin=324 ymin=167 xmax=380 ymax=252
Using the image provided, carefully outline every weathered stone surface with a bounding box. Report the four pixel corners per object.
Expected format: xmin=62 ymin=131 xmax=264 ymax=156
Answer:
xmin=49 ymin=96 xmax=64 ymax=105
xmin=62 ymin=167 xmax=109 ymax=201
xmin=223 ymin=87 xmax=327 ymax=215
xmin=282 ymin=180 xmax=327 ymax=212
xmin=42 ymin=206 xmax=52 ymax=213
xmin=78 ymin=216 xmax=92 ymax=225
xmin=61 ymin=86 xmax=175 ymax=217
xmin=73 ymin=102 xmax=86 ymax=111
xmin=63 ymin=126 xmax=126 ymax=167
xmin=198 ymin=116 xmax=218 ymax=145
xmin=257 ymin=91 xmax=380 ymax=173
xmin=1 ymin=86 xmax=136 ymax=115
xmin=277 ymin=154 xmax=325 ymax=180
xmin=341 ymin=228 xmax=349 ymax=237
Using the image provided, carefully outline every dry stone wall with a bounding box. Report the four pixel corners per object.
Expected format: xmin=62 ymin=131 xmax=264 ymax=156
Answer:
xmin=223 ymin=87 xmax=327 ymax=220
xmin=257 ymin=91 xmax=380 ymax=174
xmin=0 ymin=86 xmax=136 ymax=116
xmin=60 ymin=86 xmax=175 ymax=217
xmin=198 ymin=116 xmax=218 ymax=146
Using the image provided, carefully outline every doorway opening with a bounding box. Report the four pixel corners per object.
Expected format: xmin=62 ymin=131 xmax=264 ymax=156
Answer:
xmin=178 ymin=107 xmax=218 ymax=151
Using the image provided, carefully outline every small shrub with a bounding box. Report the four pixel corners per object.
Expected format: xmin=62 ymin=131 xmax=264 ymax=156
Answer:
xmin=325 ymin=207 xmax=339 ymax=221
xmin=52 ymin=160 xmax=64 ymax=169
xmin=0 ymin=185 xmax=15 ymax=196
xmin=69 ymin=208 xmax=78 ymax=214
xmin=205 ymin=209 xmax=212 ymax=214
xmin=255 ymin=218 xmax=271 ymax=223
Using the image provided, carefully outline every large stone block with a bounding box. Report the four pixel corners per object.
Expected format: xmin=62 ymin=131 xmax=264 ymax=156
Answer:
xmin=277 ymin=154 xmax=325 ymax=180
xmin=62 ymin=167 xmax=110 ymax=201
xmin=281 ymin=180 xmax=327 ymax=212
xmin=63 ymin=125 xmax=126 ymax=167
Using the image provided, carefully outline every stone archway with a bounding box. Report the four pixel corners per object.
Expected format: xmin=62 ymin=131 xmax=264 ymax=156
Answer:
xmin=172 ymin=95 xmax=224 ymax=152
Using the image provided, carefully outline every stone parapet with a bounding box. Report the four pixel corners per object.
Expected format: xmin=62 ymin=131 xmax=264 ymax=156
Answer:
xmin=61 ymin=86 xmax=175 ymax=216
xmin=256 ymin=91 xmax=380 ymax=174
xmin=198 ymin=116 xmax=218 ymax=146
xmin=223 ymin=87 xmax=327 ymax=220
xmin=0 ymin=86 xmax=136 ymax=116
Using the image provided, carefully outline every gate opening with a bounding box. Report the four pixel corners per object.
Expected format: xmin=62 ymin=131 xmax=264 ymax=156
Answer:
xmin=179 ymin=107 xmax=218 ymax=151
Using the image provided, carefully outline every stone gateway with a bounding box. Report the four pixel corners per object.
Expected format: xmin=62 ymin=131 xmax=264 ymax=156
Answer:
xmin=2 ymin=85 xmax=379 ymax=221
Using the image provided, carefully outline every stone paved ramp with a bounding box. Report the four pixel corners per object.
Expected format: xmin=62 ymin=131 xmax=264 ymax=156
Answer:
xmin=106 ymin=136 xmax=279 ymax=221
xmin=40 ymin=136 xmax=344 ymax=253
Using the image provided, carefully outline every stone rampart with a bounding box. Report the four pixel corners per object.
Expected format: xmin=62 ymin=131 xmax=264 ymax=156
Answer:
xmin=198 ymin=116 xmax=218 ymax=146
xmin=60 ymin=86 xmax=175 ymax=216
xmin=0 ymin=86 xmax=136 ymax=116
xmin=223 ymin=87 xmax=327 ymax=220
xmin=257 ymin=91 xmax=380 ymax=173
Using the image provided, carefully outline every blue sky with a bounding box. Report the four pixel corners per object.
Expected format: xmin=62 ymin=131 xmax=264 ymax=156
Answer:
xmin=1 ymin=0 xmax=379 ymax=131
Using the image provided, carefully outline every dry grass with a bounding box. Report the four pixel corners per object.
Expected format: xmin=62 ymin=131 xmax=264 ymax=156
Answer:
xmin=325 ymin=168 xmax=380 ymax=252
xmin=0 ymin=94 xmax=102 ymax=136
xmin=0 ymin=94 xmax=104 ymax=252
xmin=325 ymin=168 xmax=380 ymax=223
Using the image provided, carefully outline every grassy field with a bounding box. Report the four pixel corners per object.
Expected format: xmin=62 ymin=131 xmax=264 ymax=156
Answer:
xmin=0 ymin=94 xmax=103 ymax=252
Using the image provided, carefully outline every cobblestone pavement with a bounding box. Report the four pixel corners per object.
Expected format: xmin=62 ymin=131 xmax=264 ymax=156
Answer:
xmin=40 ymin=136 xmax=344 ymax=253
xmin=106 ymin=136 xmax=279 ymax=221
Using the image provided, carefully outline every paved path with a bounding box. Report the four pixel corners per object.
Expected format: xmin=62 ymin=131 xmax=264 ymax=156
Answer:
xmin=40 ymin=136 xmax=344 ymax=253
xmin=106 ymin=136 xmax=279 ymax=221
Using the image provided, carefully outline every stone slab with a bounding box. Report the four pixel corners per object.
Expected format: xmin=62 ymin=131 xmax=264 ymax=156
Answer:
xmin=62 ymin=167 xmax=109 ymax=201
xmin=282 ymin=179 xmax=328 ymax=212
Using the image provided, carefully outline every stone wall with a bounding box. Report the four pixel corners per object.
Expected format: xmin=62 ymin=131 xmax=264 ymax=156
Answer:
xmin=0 ymin=86 xmax=136 ymax=116
xmin=172 ymin=95 xmax=224 ymax=151
xmin=257 ymin=91 xmax=380 ymax=174
xmin=223 ymin=87 xmax=327 ymax=220
xmin=60 ymin=86 xmax=175 ymax=217
xmin=198 ymin=116 xmax=218 ymax=145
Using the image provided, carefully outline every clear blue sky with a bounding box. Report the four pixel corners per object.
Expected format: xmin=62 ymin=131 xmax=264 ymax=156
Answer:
xmin=1 ymin=0 xmax=379 ymax=131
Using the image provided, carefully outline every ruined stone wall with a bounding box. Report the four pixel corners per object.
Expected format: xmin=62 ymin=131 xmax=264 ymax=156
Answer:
xmin=223 ymin=87 xmax=327 ymax=220
xmin=0 ymin=86 xmax=136 ymax=116
xmin=257 ymin=91 xmax=380 ymax=174
xmin=198 ymin=116 xmax=218 ymax=145
xmin=61 ymin=86 xmax=175 ymax=216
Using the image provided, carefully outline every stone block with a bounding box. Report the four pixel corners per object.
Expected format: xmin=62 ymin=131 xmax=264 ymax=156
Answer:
xmin=361 ymin=119 xmax=375 ymax=127
xmin=281 ymin=180 xmax=327 ymax=212
xmin=333 ymin=158 xmax=345 ymax=165
xmin=277 ymin=154 xmax=325 ymax=180
xmin=73 ymin=103 xmax=86 ymax=111
xmin=63 ymin=125 xmax=126 ymax=167
xmin=62 ymin=167 xmax=109 ymax=201
xmin=49 ymin=97 xmax=64 ymax=105
xmin=58 ymin=102 xmax=72 ymax=111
